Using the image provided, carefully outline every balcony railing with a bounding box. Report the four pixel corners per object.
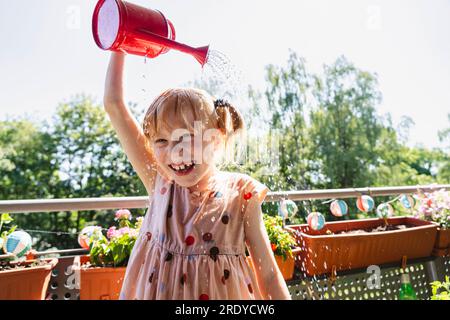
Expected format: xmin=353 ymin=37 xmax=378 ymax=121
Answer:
xmin=2 ymin=184 xmax=449 ymax=213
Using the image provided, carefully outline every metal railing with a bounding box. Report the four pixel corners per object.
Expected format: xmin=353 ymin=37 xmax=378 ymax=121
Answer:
xmin=1 ymin=184 xmax=449 ymax=213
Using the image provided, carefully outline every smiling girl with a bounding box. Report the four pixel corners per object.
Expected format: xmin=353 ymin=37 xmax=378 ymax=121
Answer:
xmin=103 ymin=52 xmax=291 ymax=300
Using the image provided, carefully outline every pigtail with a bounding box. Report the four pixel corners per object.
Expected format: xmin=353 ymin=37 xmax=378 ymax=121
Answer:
xmin=214 ymin=99 xmax=244 ymax=136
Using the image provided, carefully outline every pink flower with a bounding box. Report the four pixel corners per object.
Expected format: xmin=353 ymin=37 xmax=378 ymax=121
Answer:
xmin=119 ymin=227 xmax=130 ymax=235
xmin=116 ymin=227 xmax=138 ymax=238
xmin=107 ymin=226 xmax=119 ymax=239
xmin=128 ymin=229 xmax=138 ymax=238
xmin=115 ymin=209 xmax=132 ymax=221
xmin=416 ymin=189 xmax=450 ymax=228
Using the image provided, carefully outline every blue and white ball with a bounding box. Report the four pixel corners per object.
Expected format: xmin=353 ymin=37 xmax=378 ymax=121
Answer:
xmin=399 ymin=194 xmax=415 ymax=210
xmin=330 ymin=200 xmax=348 ymax=217
xmin=5 ymin=231 xmax=32 ymax=258
xmin=376 ymin=203 xmax=394 ymax=219
xmin=307 ymin=212 xmax=326 ymax=231
xmin=356 ymin=195 xmax=375 ymax=213
xmin=278 ymin=199 xmax=298 ymax=220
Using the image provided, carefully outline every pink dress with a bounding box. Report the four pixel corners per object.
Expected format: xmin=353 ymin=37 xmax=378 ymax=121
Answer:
xmin=119 ymin=170 xmax=269 ymax=300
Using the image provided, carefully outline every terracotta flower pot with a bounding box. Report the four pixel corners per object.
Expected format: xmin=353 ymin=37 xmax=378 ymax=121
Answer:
xmin=246 ymin=247 xmax=301 ymax=281
xmin=0 ymin=258 xmax=58 ymax=300
xmin=75 ymin=255 xmax=126 ymax=300
xmin=432 ymin=227 xmax=450 ymax=257
xmin=274 ymin=248 xmax=301 ymax=280
xmin=285 ymin=217 xmax=438 ymax=277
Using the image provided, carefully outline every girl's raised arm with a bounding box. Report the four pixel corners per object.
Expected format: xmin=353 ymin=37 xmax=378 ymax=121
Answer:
xmin=103 ymin=52 xmax=157 ymax=197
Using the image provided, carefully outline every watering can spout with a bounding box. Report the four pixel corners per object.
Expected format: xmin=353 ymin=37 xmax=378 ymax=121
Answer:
xmin=192 ymin=46 xmax=210 ymax=67
xmin=134 ymin=28 xmax=210 ymax=66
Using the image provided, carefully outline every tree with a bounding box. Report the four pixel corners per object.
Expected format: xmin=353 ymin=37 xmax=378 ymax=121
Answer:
xmin=0 ymin=118 xmax=59 ymax=200
xmin=42 ymin=95 xmax=147 ymax=250
xmin=309 ymin=56 xmax=385 ymax=189
xmin=258 ymin=52 xmax=313 ymax=194
xmin=0 ymin=96 xmax=149 ymax=250
xmin=0 ymin=118 xmax=60 ymax=250
xmin=49 ymin=95 xmax=146 ymax=199
xmin=248 ymin=52 xmax=448 ymax=221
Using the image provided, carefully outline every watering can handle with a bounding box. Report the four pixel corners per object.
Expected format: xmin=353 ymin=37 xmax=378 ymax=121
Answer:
xmin=167 ymin=20 xmax=176 ymax=40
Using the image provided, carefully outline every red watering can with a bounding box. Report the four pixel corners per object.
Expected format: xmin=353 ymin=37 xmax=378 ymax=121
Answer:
xmin=92 ymin=0 xmax=210 ymax=66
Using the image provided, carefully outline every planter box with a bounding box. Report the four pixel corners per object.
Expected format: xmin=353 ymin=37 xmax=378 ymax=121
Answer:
xmin=0 ymin=258 xmax=58 ymax=300
xmin=75 ymin=255 xmax=126 ymax=300
xmin=432 ymin=227 xmax=450 ymax=257
xmin=246 ymin=247 xmax=301 ymax=281
xmin=285 ymin=217 xmax=438 ymax=277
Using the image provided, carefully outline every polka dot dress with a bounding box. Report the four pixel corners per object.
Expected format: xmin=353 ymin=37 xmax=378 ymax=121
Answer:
xmin=119 ymin=170 xmax=269 ymax=300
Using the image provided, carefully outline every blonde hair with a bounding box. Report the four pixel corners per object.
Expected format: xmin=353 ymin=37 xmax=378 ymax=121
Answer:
xmin=142 ymin=88 xmax=246 ymax=168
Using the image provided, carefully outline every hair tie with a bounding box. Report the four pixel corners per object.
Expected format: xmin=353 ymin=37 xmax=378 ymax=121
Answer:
xmin=214 ymin=99 xmax=230 ymax=109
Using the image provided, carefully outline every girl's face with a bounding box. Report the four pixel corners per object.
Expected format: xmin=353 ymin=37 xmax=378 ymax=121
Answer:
xmin=151 ymin=113 xmax=224 ymax=188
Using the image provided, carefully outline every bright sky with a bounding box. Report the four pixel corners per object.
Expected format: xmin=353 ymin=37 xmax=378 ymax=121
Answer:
xmin=1 ymin=0 xmax=449 ymax=149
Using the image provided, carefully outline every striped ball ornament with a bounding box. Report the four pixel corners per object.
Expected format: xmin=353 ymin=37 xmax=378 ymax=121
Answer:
xmin=5 ymin=231 xmax=32 ymax=258
xmin=307 ymin=212 xmax=326 ymax=231
xmin=399 ymin=194 xmax=415 ymax=210
xmin=356 ymin=195 xmax=375 ymax=213
xmin=330 ymin=200 xmax=348 ymax=217
xmin=78 ymin=226 xmax=102 ymax=250
xmin=278 ymin=199 xmax=298 ymax=220
xmin=376 ymin=203 xmax=394 ymax=219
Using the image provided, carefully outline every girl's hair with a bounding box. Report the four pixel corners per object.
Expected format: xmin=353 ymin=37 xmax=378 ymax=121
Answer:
xmin=142 ymin=87 xmax=246 ymax=168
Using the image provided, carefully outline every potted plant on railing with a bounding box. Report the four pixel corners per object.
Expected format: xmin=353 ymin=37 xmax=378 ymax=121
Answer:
xmin=285 ymin=197 xmax=438 ymax=277
xmin=0 ymin=213 xmax=58 ymax=300
xmin=247 ymin=214 xmax=300 ymax=281
xmin=75 ymin=209 xmax=143 ymax=300
xmin=414 ymin=188 xmax=450 ymax=257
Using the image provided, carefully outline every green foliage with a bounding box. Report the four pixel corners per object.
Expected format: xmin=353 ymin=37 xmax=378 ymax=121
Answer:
xmin=0 ymin=213 xmax=17 ymax=252
xmin=0 ymin=95 xmax=148 ymax=251
xmin=262 ymin=214 xmax=297 ymax=261
xmin=50 ymin=94 xmax=146 ymax=198
xmin=0 ymin=118 xmax=59 ymax=199
xmin=248 ymin=51 xmax=450 ymax=220
xmin=309 ymin=56 xmax=384 ymax=189
xmin=431 ymin=276 xmax=450 ymax=300
xmin=88 ymin=212 xmax=143 ymax=267
xmin=89 ymin=232 xmax=135 ymax=267
xmin=0 ymin=213 xmax=14 ymax=233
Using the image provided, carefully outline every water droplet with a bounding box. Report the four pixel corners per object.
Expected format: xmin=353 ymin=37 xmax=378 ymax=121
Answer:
xmin=201 ymin=49 xmax=246 ymax=111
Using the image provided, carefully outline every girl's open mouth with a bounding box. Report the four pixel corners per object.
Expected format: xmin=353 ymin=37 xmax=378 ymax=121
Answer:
xmin=168 ymin=161 xmax=196 ymax=176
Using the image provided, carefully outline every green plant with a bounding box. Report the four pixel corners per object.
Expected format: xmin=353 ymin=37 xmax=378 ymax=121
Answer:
xmin=88 ymin=209 xmax=143 ymax=267
xmin=430 ymin=276 xmax=450 ymax=300
xmin=0 ymin=213 xmax=17 ymax=253
xmin=263 ymin=214 xmax=297 ymax=261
